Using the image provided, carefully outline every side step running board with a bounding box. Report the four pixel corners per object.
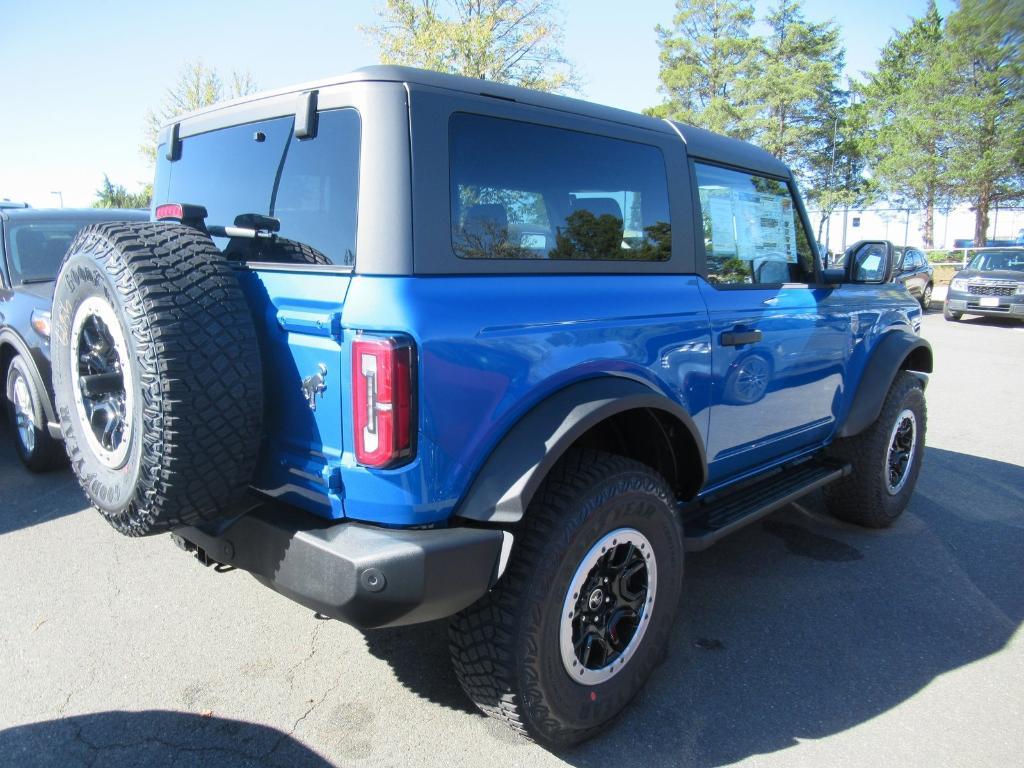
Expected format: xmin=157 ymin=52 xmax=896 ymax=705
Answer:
xmin=682 ymin=460 xmax=851 ymax=552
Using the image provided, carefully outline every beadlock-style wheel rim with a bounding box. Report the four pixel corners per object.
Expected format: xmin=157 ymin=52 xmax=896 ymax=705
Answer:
xmin=70 ymin=296 xmax=135 ymax=469
xmin=885 ymin=409 xmax=917 ymax=495
xmin=559 ymin=528 xmax=657 ymax=686
xmin=12 ymin=373 xmax=36 ymax=454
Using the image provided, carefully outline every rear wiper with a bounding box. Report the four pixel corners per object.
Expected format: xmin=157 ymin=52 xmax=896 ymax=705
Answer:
xmin=207 ymin=213 xmax=281 ymax=239
xmin=18 ymin=277 xmax=56 ymax=285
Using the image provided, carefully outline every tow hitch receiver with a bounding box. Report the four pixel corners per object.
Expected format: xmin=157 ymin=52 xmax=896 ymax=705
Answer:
xmin=170 ymin=532 xmax=223 ymax=567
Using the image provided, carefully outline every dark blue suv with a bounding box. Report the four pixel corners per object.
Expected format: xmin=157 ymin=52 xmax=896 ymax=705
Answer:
xmin=1 ymin=207 xmax=147 ymax=470
xmin=49 ymin=67 xmax=931 ymax=746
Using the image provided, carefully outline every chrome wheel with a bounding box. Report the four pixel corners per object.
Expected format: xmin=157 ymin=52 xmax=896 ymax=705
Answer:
xmin=885 ymin=409 xmax=917 ymax=495
xmin=11 ymin=372 xmax=36 ymax=454
xmin=922 ymin=284 xmax=933 ymax=309
xmin=70 ymin=296 xmax=135 ymax=469
xmin=559 ymin=528 xmax=657 ymax=686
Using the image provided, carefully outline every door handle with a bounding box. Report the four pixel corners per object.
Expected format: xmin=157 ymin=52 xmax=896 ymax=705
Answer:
xmin=721 ymin=329 xmax=763 ymax=346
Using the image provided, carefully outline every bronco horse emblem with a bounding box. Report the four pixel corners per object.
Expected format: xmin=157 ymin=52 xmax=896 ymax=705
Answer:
xmin=301 ymin=363 xmax=328 ymax=411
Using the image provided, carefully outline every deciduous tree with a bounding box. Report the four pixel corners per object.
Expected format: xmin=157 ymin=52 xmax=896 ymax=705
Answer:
xmin=362 ymin=0 xmax=578 ymax=92
xmin=140 ymin=61 xmax=258 ymax=164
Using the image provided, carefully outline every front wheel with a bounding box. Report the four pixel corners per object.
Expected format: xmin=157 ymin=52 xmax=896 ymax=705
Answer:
xmin=943 ymin=303 xmax=962 ymax=321
xmin=449 ymin=449 xmax=684 ymax=747
xmin=824 ymin=372 xmax=926 ymax=528
xmin=921 ymin=283 xmax=933 ymax=310
xmin=5 ymin=356 xmax=65 ymax=472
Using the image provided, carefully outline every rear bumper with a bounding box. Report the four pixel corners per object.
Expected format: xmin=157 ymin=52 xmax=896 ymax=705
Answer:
xmin=173 ymin=502 xmax=504 ymax=629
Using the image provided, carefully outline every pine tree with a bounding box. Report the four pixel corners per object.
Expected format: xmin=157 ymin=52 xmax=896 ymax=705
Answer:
xmin=92 ymin=175 xmax=151 ymax=209
xmin=941 ymin=0 xmax=1024 ymax=245
xmin=861 ymin=1 xmax=947 ymax=247
xmin=647 ymin=0 xmax=759 ymax=137
xmin=747 ymin=0 xmax=845 ymax=190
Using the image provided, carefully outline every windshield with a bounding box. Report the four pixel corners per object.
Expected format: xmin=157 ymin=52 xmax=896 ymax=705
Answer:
xmin=966 ymin=250 xmax=1024 ymax=273
xmin=5 ymin=220 xmax=94 ymax=284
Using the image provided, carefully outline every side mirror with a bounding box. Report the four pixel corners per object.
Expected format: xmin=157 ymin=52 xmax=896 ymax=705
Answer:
xmin=845 ymin=240 xmax=895 ymax=284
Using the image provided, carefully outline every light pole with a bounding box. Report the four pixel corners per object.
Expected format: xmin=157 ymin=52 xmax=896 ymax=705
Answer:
xmin=51 ymin=191 xmax=63 ymax=208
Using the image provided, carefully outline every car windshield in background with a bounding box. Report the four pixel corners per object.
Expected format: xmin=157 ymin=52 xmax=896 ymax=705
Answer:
xmin=966 ymin=250 xmax=1024 ymax=272
xmin=5 ymin=220 xmax=93 ymax=284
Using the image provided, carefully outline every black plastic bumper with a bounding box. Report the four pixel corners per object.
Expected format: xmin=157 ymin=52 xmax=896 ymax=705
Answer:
xmin=172 ymin=503 xmax=504 ymax=629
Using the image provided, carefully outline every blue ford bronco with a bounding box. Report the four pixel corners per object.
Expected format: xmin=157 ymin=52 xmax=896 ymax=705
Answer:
xmin=50 ymin=66 xmax=932 ymax=746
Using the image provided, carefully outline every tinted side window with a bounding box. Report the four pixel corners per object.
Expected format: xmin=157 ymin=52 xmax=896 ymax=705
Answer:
xmin=159 ymin=109 xmax=360 ymax=266
xmin=449 ymin=113 xmax=671 ymax=261
xmin=695 ymin=163 xmax=814 ymax=285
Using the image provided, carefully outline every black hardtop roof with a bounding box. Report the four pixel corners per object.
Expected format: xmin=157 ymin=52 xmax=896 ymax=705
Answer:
xmin=169 ymin=65 xmax=791 ymax=179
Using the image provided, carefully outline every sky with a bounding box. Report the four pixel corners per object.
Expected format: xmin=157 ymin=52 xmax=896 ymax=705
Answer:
xmin=0 ymin=0 xmax=956 ymax=208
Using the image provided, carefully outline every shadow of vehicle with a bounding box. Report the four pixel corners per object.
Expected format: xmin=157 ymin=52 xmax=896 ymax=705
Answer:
xmin=954 ymin=315 xmax=1024 ymax=328
xmin=356 ymin=447 xmax=1022 ymax=765
xmin=360 ymin=620 xmax=483 ymax=716
xmin=0 ymin=415 xmax=83 ymax=535
xmin=0 ymin=709 xmax=331 ymax=768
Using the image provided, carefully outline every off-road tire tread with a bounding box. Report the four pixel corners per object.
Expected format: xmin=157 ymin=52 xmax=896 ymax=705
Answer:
xmin=54 ymin=221 xmax=262 ymax=536
xmin=448 ymin=449 xmax=677 ymax=747
xmin=824 ymin=371 xmax=925 ymax=528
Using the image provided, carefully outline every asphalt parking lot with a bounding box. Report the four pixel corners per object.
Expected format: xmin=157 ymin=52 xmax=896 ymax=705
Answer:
xmin=1 ymin=309 xmax=1022 ymax=768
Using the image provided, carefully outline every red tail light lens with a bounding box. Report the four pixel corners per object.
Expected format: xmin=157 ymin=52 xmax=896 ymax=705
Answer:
xmin=155 ymin=203 xmax=184 ymax=221
xmin=352 ymin=335 xmax=416 ymax=467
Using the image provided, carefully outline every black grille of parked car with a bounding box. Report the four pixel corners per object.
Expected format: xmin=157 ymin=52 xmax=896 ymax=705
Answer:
xmin=967 ymin=283 xmax=1016 ymax=296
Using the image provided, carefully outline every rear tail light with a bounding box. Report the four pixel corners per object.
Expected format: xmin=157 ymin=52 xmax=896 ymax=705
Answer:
xmin=155 ymin=202 xmax=208 ymax=230
xmin=352 ymin=334 xmax=416 ymax=468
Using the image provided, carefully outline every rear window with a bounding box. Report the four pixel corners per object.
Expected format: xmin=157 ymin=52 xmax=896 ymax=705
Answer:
xmin=449 ymin=113 xmax=671 ymax=261
xmin=5 ymin=220 xmax=94 ymax=284
xmin=157 ymin=108 xmax=360 ymax=267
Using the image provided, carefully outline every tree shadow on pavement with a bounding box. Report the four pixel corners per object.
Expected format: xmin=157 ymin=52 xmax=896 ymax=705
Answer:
xmin=0 ymin=416 xmax=83 ymax=535
xmin=0 ymin=709 xmax=332 ymax=768
xmin=357 ymin=447 xmax=1022 ymax=766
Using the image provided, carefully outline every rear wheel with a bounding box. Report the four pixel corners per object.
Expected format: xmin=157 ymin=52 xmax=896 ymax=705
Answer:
xmin=921 ymin=283 xmax=933 ymax=310
xmin=5 ymin=355 xmax=65 ymax=471
xmin=51 ymin=222 xmax=263 ymax=536
xmin=449 ymin=449 xmax=684 ymax=747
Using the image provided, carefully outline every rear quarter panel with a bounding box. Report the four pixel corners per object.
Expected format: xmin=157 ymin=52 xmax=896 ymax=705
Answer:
xmin=336 ymin=274 xmax=713 ymax=525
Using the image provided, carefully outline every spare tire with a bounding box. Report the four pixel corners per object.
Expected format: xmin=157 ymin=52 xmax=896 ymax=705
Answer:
xmin=51 ymin=221 xmax=263 ymax=536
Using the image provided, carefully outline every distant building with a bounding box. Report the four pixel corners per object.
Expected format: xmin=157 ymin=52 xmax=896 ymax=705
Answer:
xmin=808 ymin=203 xmax=1024 ymax=253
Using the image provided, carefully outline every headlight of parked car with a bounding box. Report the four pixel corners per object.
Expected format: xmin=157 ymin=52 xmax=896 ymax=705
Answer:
xmin=1017 ymin=283 xmax=1024 ymax=295
xmin=950 ymin=278 xmax=968 ymax=292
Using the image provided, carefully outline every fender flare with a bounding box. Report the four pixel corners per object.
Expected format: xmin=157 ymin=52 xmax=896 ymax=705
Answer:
xmin=837 ymin=330 xmax=933 ymax=439
xmin=0 ymin=329 xmax=59 ymax=436
xmin=455 ymin=377 xmax=706 ymax=525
